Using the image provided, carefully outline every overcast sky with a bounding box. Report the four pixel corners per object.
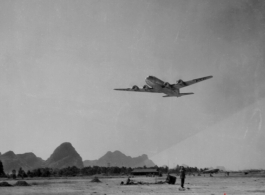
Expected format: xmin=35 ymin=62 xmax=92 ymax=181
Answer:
xmin=0 ymin=0 xmax=264 ymax=170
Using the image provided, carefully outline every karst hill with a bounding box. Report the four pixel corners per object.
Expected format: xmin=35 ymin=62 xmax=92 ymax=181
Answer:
xmin=45 ymin=142 xmax=83 ymax=169
xmin=0 ymin=142 xmax=155 ymax=173
xmin=0 ymin=142 xmax=83 ymax=172
xmin=83 ymin=150 xmax=156 ymax=167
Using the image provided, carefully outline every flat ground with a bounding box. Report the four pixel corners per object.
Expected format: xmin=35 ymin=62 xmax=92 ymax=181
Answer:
xmin=0 ymin=172 xmax=264 ymax=195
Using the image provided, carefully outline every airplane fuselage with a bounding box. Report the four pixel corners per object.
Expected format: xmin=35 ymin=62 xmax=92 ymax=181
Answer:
xmin=145 ymin=76 xmax=180 ymax=96
xmin=145 ymin=76 xmax=164 ymax=88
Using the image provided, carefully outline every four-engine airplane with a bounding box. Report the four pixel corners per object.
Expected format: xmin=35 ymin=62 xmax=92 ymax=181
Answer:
xmin=114 ymin=75 xmax=213 ymax=97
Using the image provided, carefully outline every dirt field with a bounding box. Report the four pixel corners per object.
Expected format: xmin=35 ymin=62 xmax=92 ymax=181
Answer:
xmin=0 ymin=173 xmax=264 ymax=195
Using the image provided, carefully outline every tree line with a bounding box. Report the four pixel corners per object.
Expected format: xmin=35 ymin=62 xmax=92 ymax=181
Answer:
xmin=0 ymin=160 xmax=206 ymax=179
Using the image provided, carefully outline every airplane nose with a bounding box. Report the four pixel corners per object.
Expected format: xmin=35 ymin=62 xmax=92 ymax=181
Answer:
xmin=145 ymin=77 xmax=154 ymax=86
xmin=146 ymin=76 xmax=153 ymax=80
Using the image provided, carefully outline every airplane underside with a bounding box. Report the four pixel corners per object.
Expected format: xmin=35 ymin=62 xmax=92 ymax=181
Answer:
xmin=114 ymin=85 xmax=194 ymax=97
xmin=114 ymin=75 xmax=212 ymax=98
xmin=158 ymin=87 xmax=194 ymax=97
xmin=163 ymin=93 xmax=194 ymax=98
xmin=145 ymin=77 xmax=195 ymax=97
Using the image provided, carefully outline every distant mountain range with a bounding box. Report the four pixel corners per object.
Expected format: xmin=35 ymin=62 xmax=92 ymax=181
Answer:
xmin=0 ymin=151 xmax=44 ymax=173
xmin=83 ymin=150 xmax=156 ymax=168
xmin=0 ymin=142 xmax=155 ymax=173
xmin=0 ymin=142 xmax=83 ymax=173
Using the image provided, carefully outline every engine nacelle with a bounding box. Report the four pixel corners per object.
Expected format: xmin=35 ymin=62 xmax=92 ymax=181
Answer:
xmin=164 ymin=82 xmax=171 ymax=88
xmin=177 ymin=79 xmax=184 ymax=84
xmin=143 ymin=85 xmax=150 ymax=90
xmin=132 ymin=85 xmax=140 ymax=91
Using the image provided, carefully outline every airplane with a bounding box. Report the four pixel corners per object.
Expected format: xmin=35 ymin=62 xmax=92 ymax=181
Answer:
xmin=114 ymin=75 xmax=213 ymax=97
xmin=202 ymin=169 xmax=219 ymax=174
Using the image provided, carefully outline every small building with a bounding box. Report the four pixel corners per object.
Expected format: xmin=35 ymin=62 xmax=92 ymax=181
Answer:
xmin=131 ymin=169 xmax=159 ymax=176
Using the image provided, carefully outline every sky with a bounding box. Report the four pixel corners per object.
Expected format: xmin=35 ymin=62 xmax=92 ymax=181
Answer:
xmin=0 ymin=0 xmax=264 ymax=170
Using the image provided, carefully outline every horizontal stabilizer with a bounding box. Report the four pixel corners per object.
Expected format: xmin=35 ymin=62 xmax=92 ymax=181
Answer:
xmin=163 ymin=93 xmax=194 ymax=97
xmin=180 ymin=93 xmax=194 ymax=96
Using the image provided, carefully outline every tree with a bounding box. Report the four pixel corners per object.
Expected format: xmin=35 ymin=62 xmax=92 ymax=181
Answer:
xmin=41 ymin=168 xmax=51 ymax=177
xmin=127 ymin=167 xmax=133 ymax=174
xmin=0 ymin=161 xmax=5 ymax=177
xmin=162 ymin=166 xmax=169 ymax=174
xmin=27 ymin=170 xmax=33 ymax=178
xmin=81 ymin=166 xmax=93 ymax=176
xmin=12 ymin=169 xmax=16 ymax=179
xmin=18 ymin=167 xmax=26 ymax=179
xmin=69 ymin=166 xmax=80 ymax=176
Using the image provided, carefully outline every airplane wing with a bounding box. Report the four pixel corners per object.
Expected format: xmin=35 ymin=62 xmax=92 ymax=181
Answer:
xmin=114 ymin=86 xmax=162 ymax=93
xmin=173 ymin=75 xmax=213 ymax=89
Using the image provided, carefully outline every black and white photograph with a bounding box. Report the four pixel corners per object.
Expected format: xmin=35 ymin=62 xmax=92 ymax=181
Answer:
xmin=0 ymin=0 xmax=264 ymax=194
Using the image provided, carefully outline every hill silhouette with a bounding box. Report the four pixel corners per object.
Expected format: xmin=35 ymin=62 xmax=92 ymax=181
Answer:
xmin=0 ymin=151 xmax=43 ymax=173
xmin=45 ymin=142 xmax=83 ymax=169
xmin=0 ymin=142 xmax=83 ymax=172
xmin=83 ymin=150 xmax=156 ymax=167
xmin=0 ymin=143 xmax=155 ymax=172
